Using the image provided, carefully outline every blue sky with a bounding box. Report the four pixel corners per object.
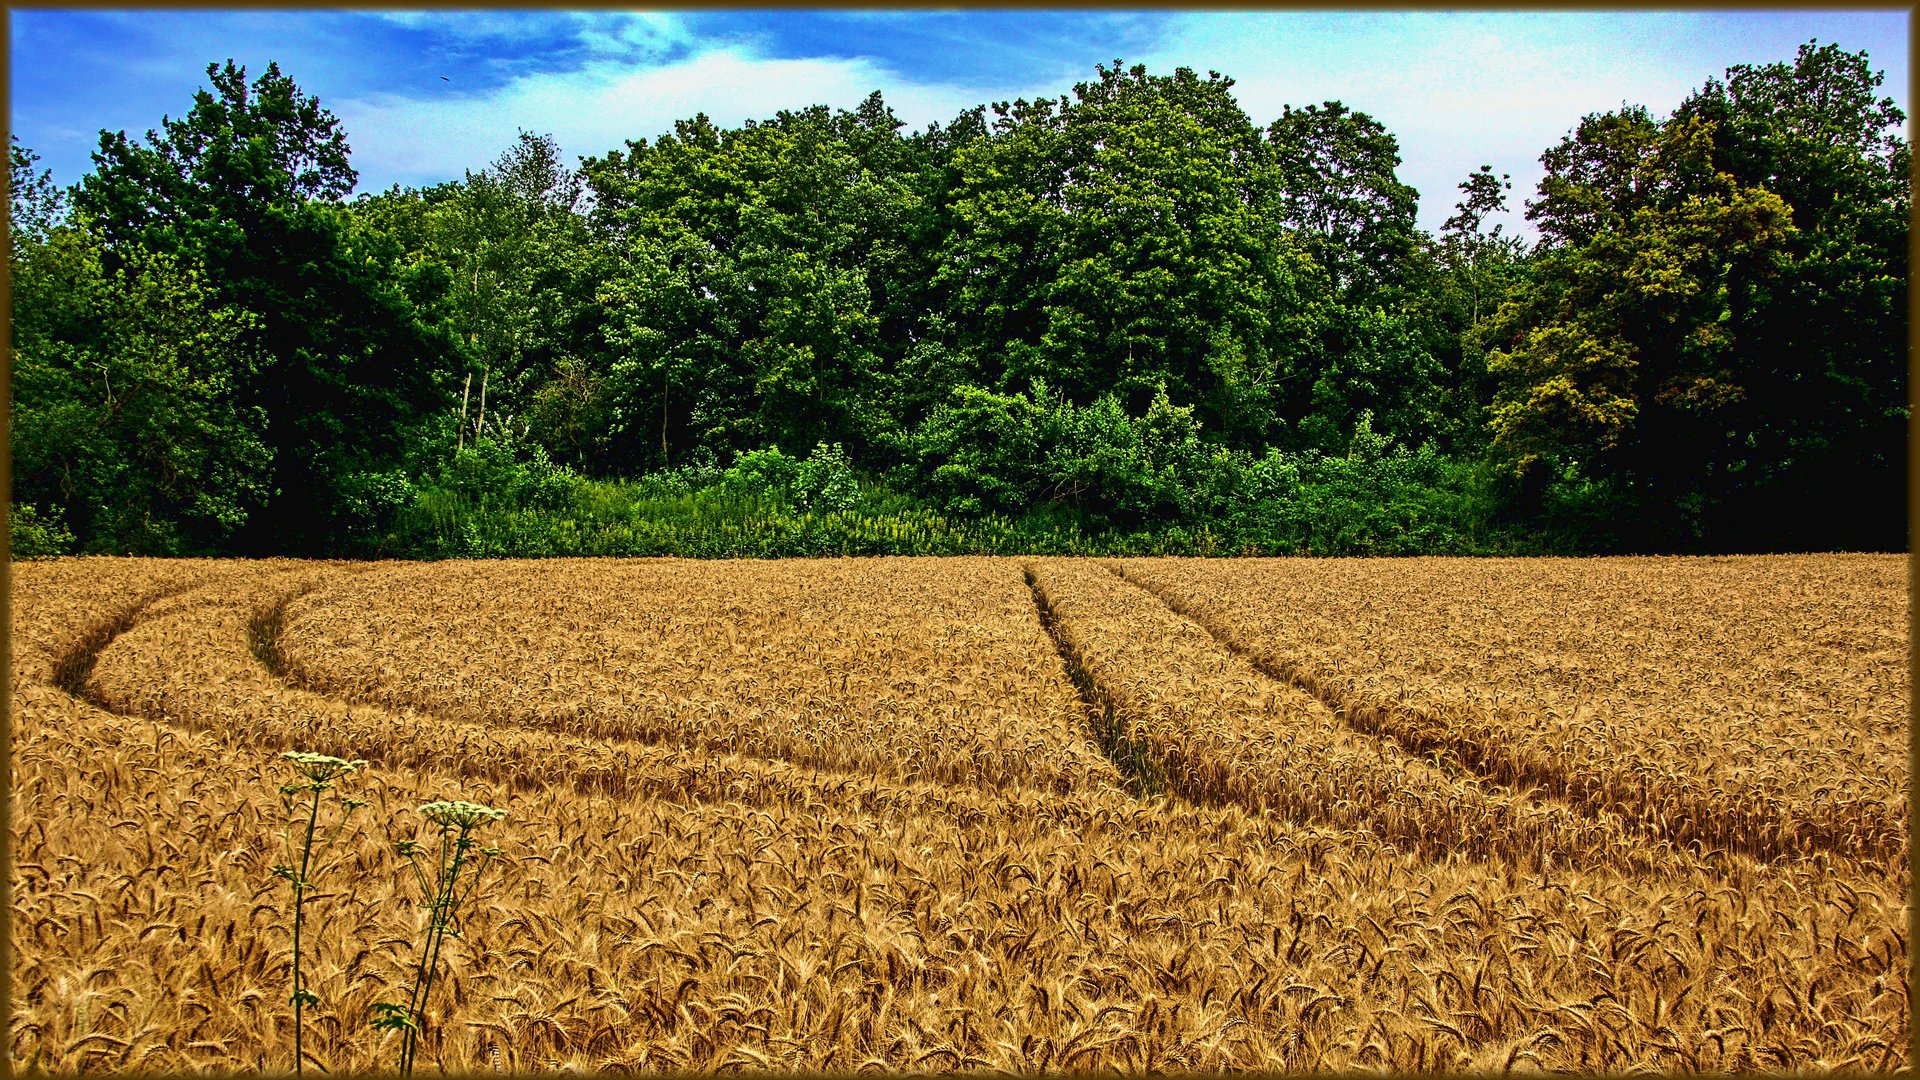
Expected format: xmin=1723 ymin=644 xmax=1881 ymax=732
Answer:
xmin=10 ymin=9 xmax=1910 ymax=235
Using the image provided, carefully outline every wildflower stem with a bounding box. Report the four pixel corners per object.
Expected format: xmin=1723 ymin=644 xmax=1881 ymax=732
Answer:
xmin=291 ymin=781 xmax=323 ymax=1075
xmin=273 ymin=751 xmax=364 ymax=1076
xmin=384 ymin=802 xmax=502 ymax=1077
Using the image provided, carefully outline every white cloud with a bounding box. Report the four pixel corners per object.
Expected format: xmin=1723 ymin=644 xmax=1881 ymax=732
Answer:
xmin=335 ymin=45 xmax=1030 ymax=188
xmin=331 ymin=9 xmax=1909 ymax=239
xmin=571 ymin=12 xmax=704 ymax=60
xmin=1136 ymin=11 xmax=1713 ymax=234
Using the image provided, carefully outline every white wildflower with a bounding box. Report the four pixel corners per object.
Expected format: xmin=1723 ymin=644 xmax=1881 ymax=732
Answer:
xmin=418 ymin=800 xmax=506 ymax=830
xmin=281 ymin=750 xmax=367 ymax=784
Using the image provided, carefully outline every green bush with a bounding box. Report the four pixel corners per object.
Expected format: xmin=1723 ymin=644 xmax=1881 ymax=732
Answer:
xmin=793 ymin=442 xmax=861 ymax=513
xmin=10 ymin=502 xmax=75 ymax=559
xmin=1184 ymin=415 xmax=1533 ymax=556
xmin=720 ymin=447 xmax=800 ymax=503
xmin=379 ymin=406 xmax=1556 ymax=560
xmin=433 ymin=436 xmax=584 ymax=513
xmin=337 ymin=470 xmax=416 ymax=556
xmin=909 ymin=379 xmax=1212 ymax=529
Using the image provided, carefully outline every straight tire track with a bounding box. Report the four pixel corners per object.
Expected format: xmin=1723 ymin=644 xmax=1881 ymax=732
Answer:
xmin=1023 ymin=564 xmax=1170 ymax=800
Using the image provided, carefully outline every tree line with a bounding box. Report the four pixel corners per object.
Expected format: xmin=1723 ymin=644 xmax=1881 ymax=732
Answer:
xmin=9 ymin=43 xmax=1907 ymax=557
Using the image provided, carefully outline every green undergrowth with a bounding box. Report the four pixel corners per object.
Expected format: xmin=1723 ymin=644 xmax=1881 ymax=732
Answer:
xmin=354 ymin=434 xmax=1568 ymax=561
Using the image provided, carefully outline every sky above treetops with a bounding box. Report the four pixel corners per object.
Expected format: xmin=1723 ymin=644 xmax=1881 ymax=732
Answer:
xmin=10 ymin=8 xmax=1909 ymax=236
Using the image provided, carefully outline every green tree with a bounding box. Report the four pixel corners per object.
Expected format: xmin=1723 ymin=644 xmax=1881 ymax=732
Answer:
xmin=936 ymin=62 xmax=1311 ymax=445
xmin=352 ymin=132 xmax=609 ymax=465
xmin=584 ymin=103 xmax=908 ymax=468
xmin=1294 ymin=302 xmax=1449 ymax=454
xmin=1528 ymin=105 xmax=1665 ymax=250
xmin=77 ymin=61 xmax=355 ymax=260
xmin=9 ymin=138 xmax=68 ymax=247
xmin=871 ymin=105 xmax=992 ymax=438
xmin=1484 ymin=104 xmax=1800 ymax=544
xmin=9 ymin=141 xmax=85 ymax=350
xmin=525 ymin=357 xmax=614 ymax=467
xmin=1488 ymin=41 xmax=1907 ymax=550
xmin=1441 ymin=165 xmax=1528 ymax=329
xmin=1265 ymin=100 xmax=1421 ymax=299
xmin=1417 ymin=166 xmax=1533 ymax=451
xmin=11 ymin=231 xmax=271 ymax=553
xmin=1671 ymin=41 xmax=1909 ymax=548
xmin=1261 ymin=100 xmax=1447 ymax=454
xmin=926 ymin=92 xmax=1069 ymax=399
xmin=72 ymin=60 xmax=452 ymax=552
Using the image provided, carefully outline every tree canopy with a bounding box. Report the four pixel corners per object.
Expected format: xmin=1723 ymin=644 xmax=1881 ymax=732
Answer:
xmin=1484 ymin=41 xmax=1906 ymax=548
xmin=10 ymin=43 xmax=1907 ymax=556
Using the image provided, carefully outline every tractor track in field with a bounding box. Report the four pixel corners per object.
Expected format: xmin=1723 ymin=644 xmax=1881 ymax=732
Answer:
xmin=48 ymin=558 xmax=1878 ymax=876
xmin=1102 ymin=561 xmax=1886 ymax=872
xmin=1028 ymin=558 xmax=1731 ymax=880
xmin=98 ymin=572 xmax=896 ymax=811
xmin=1023 ymin=565 xmax=1174 ymax=802
xmin=99 ymin=567 xmax=1114 ymax=830
xmin=51 ymin=571 xmax=244 ymax=701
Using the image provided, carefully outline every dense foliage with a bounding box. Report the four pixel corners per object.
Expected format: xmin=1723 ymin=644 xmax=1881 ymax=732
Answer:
xmin=9 ymin=46 xmax=1906 ymax=557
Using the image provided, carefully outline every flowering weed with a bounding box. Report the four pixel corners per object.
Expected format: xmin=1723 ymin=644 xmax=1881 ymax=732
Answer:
xmin=374 ymin=799 xmax=507 ymax=1077
xmin=271 ymin=750 xmax=366 ymax=1074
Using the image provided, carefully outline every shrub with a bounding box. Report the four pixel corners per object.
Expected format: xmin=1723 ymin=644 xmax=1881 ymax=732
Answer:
xmin=433 ymin=436 xmax=584 ymax=513
xmin=909 ymin=380 xmax=1210 ymax=529
xmin=720 ymin=447 xmax=800 ymax=504
xmin=10 ymin=502 xmax=74 ymax=559
xmin=337 ymin=470 xmax=416 ymax=555
xmin=794 ymin=442 xmax=861 ymax=512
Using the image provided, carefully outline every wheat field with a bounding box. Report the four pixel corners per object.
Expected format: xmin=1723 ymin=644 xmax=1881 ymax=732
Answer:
xmin=11 ymin=554 xmax=1909 ymax=1072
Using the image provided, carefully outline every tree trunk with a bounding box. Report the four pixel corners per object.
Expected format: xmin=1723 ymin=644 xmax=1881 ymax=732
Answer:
xmin=457 ymin=371 xmax=472 ymax=453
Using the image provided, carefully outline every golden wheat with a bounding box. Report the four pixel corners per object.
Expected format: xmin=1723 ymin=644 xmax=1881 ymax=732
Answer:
xmin=274 ymin=558 xmax=1119 ymax=797
xmin=1027 ymin=558 xmax=1708 ymax=876
xmin=9 ymin=557 xmax=238 ymax=687
xmin=11 ymin=555 xmax=1909 ymax=1072
xmin=1113 ymin=555 xmax=1908 ymax=871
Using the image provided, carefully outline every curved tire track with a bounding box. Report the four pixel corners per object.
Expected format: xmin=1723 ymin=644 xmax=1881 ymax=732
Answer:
xmin=86 ymin=567 xmax=1139 ymax=834
xmin=49 ymin=572 xmax=245 ymax=699
xmin=1106 ymin=560 xmax=1894 ymax=873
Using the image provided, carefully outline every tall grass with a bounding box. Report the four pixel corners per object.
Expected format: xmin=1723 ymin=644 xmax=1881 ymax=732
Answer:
xmin=388 ymin=480 xmax=1132 ymax=559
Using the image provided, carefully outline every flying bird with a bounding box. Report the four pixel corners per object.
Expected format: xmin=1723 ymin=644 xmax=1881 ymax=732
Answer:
xmin=439 ymin=76 xmax=450 ymax=81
